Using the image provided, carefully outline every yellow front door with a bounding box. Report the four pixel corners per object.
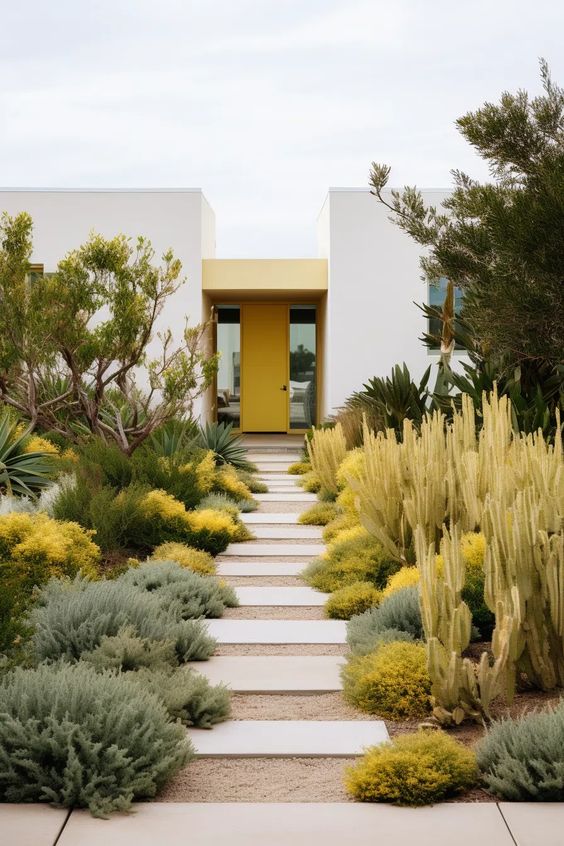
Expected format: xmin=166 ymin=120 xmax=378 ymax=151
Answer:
xmin=241 ymin=303 xmax=288 ymax=432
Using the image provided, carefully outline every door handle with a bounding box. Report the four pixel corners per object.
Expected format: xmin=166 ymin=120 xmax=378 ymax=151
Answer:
xmin=280 ymin=385 xmax=288 ymax=391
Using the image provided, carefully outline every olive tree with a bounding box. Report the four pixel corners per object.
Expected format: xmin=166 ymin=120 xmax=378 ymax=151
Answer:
xmin=0 ymin=212 xmax=218 ymax=453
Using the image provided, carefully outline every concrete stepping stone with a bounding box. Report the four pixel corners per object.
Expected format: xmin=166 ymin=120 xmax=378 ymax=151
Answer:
xmin=267 ymin=486 xmax=306 ymax=494
xmin=225 ymin=543 xmax=324 ymax=556
xmin=235 ymin=586 xmax=327 ymax=606
xmin=188 ymin=719 xmax=388 ymax=757
xmin=257 ymin=474 xmax=299 ymax=482
xmin=206 ymin=619 xmax=346 ymax=643
xmin=255 ymin=464 xmax=297 ymax=473
xmin=217 ymin=562 xmax=304 ymax=577
xmin=241 ymin=512 xmax=300 ymax=524
xmin=498 ymin=803 xmax=564 ymax=846
xmin=58 ymin=802 xmax=517 ymax=846
xmin=252 ymin=527 xmax=323 ymax=539
xmin=187 ymin=655 xmax=345 ymax=692
xmin=255 ymin=493 xmax=317 ymax=502
xmin=0 ymin=804 xmax=69 ymax=846
xmin=248 ymin=453 xmax=302 ymax=463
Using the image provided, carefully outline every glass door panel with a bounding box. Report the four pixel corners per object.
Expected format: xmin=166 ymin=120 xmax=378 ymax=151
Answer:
xmin=289 ymin=305 xmax=316 ymax=429
xmin=216 ymin=306 xmax=241 ymax=428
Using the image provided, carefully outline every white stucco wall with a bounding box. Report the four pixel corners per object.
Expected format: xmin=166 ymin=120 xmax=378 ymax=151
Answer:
xmin=318 ymin=187 xmax=464 ymax=417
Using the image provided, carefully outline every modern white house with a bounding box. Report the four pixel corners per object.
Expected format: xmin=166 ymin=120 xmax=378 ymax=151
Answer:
xmin=0 ymin=187 xmax=460 ymax=434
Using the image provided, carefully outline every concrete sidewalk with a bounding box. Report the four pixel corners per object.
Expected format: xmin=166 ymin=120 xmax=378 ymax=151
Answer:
xmin=3 ymin=801 xmax=561 ymax=846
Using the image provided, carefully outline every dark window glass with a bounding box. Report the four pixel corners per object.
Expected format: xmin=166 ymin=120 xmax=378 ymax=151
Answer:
xmin=216 ymin=306 xmax=240 ymax=427
xmin=289 ymin=305 xmax=316 ymax=429
xmin=428 ymin=278 xmax=464 ymax=349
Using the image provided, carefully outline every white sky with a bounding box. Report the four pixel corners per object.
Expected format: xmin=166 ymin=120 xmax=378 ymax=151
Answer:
xmin=1 ymin=0 xmax=562 ymax=257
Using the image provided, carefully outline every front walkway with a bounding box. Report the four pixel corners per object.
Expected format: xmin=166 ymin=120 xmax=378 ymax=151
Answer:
xmin=3 ymin=439 xmax=562 ymax=844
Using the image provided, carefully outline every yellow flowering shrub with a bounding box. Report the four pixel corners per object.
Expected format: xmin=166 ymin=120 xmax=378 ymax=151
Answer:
xmin=325 ymin=581 xmax=381 ymax=620
xmin=287 ymin=461 xmax=311 ymax=475
xmin=346 ymin=730 xmax=477 ymax=805
xmin=194 ymin=451 xmax=216 ymax=495
xmin=304 ymin=526 xmax=400 ymax=593
xmin=150 ymin=542 xmax=216 ymax=575
xmin=22 ymin=435 xmax=60 ymax=456
xmin=298 ymin=502 xmax=341 ymax=526
xmin=141 ymin=489 xmax=187 ymax=522
xmin=214 ymin=465 xmax=253 ymax=501
xmin=322 ymin=512 xmax=360 ymax=543
xmin=336 ymin=448 xmax=364 ymax=490
xmin=0 ymin=512 xmax=100 ymax=579
xmin=382 ymin=566 xmax=421 ymax=598
xmin=299 ymin=471 xmax=321 ymax=493
xmin=139 ymin=489 xmax=244 ymax=555
xmin=342 ymin=641 xmax=431 ymax=718
xmin=461 ymin=531 xmax=485 ymax=568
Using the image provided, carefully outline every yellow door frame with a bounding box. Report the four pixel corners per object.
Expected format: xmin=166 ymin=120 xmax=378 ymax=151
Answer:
xmin=214 ymin=300 xmax=320 ymax=435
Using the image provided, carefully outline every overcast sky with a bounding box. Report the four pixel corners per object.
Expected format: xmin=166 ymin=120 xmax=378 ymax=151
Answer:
xmin=1 ymin=1 xmax=562 ymax=256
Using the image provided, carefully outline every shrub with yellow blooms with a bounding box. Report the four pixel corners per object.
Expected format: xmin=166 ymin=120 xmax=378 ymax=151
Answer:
xmin=346 ymin=730 xmax=477 ymax=805
xmin=382 ymin=566 xmax=420 ymax=598
xmin=341 ymin=641 xmax=431 ymax=718
xmin=22 ymin=435 xmax=60 ymax=456
xmin=303 ymin=526 xmax=400 ymax=593
xmin=325 ymin=581 xmax=381 ymax=620
xmin=150 ymin=542 xmax=216 ymax=575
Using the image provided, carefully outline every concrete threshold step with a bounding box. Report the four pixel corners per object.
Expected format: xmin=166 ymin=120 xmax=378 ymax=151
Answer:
xmin=187 ymin=720 xmax=388 ymax=757
xmin=254 ymin=493 xmax=317 ymax=502
xmin=218 ymin=562 xmax=305 ymax=577
xmin=188 ymin=655 xmax=345 ymax=692
xmin=251 ymin=527 xmax=323 ymax=540
xmin=235 ymin=586 xmax=327 ymax=606
xmin=248 ymin=453 xmax=302 ymax=462
xmin=224 ymin=543 xmax=324 ymax=557
xmin=56 ymin=803 xmax=519 ymax=846
xmin=206 ymin=619 xmax=346 ymax=643
xmin=241 ymin=512 xmax=300 ymax=524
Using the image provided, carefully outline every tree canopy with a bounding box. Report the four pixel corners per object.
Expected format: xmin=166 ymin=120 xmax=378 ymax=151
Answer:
xmin=369 ymin=60 xmax=564 ymax=389
xmin=0 ymin=213 xmax=218 ymax=453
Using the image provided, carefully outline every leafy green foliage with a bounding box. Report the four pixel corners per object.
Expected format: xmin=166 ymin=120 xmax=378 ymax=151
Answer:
xmin=0 ymin=662 xmax=189 ymax=816
xmin=28 ymin=575 xmax=216 ymax=664
xmin=344 ymin=363 xmax=431 ymax=438
xmin=347 ymin=587 xmax=423 ymax=655
xmin=347 ymin=730 xmax=477 ymax=804
xmin=370 ymin=61 xmax=564 ymax=427
xmin=196 ymin=422 xmax=256 ymax=471
xmin=0 ymin=413 xmax=54 ymax=497
xmin=0 ymin=215 xmax=218 ymax=453
xmin=342 ymin=641 xmax=431 ymax=718
xmin=476 ymin=701 xmax=564 ymax=800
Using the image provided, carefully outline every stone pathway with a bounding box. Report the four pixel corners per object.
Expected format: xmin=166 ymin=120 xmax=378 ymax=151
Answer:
xmin=4 ymin=438 xmax=562 ymax=843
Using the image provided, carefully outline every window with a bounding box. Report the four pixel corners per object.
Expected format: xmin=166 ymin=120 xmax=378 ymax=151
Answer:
xmin=289 ymin=305 xmax=317 ymax=429
xmin=428 ymin=277 xmax=464 ymax=350
xmin=216 ymin=306 xmax=241 ymax=428
xmin=27 ymin=263 xmax=44 ymax=283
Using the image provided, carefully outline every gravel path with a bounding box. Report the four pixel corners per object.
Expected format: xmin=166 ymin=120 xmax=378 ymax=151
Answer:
xmin=230 ymin=693 xmax=370 ymax=721
xmin=224 ymin=606 xmax=325 ymax=620
xmin=160 ymin=758 xmax=355 ymax=803
xmin=224 ymin=576 xmax=304 ymax=587
xmin=215 ymin=643 xmax=349 ymax=656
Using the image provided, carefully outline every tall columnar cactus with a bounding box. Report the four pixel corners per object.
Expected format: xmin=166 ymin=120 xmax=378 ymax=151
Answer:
xmin=307 ymin=423 xmax=347 ymax=498
xmin=483 ymin=487 xmax=564 ymax=691
xmin=416 ymin=524 xmax=516 ymax=725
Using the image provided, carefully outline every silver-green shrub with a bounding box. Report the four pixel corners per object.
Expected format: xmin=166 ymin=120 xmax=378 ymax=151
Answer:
xmin=0 ymin=662 xmax=190 ymax=816
xmin=131 ymin=667 xmax=230 ymax=728
xmin=119 ymin=560 xmax=238 ymax=617
xmin=476 ymin=700 xmax=564 ymax=800
xmin=347 ymin=587 xmax=422 ymax=655
xmin=28 ymin=577 xmax=216 ymax=664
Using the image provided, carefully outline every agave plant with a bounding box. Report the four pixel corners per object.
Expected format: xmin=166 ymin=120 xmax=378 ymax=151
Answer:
xmin=0 ymin=414 xmax=55 ymax=498
xmin=197 ymin=422 xmax=256 ymax=471
xmin=346 ymin=363 xmax=431 ymax=438
xmin=148 ymin=418 xmax=199 ymax=459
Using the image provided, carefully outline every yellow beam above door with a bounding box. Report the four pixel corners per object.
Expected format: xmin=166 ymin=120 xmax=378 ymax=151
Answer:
xmin=202 ymin=259 xmax=327 ymax=292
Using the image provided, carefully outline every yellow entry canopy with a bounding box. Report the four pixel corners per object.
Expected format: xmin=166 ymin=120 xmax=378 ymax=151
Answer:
xmin=202 ymin=259 xmax=327 ymax=293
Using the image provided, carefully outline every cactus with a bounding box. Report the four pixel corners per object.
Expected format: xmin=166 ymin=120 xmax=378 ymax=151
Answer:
xmin=307 ymin=424 xmax=347 ymax=498
xmin=483 ymin=487 xmax=564 ymax=691
xmin=416 ymin=524 xmax=515 ymax=724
